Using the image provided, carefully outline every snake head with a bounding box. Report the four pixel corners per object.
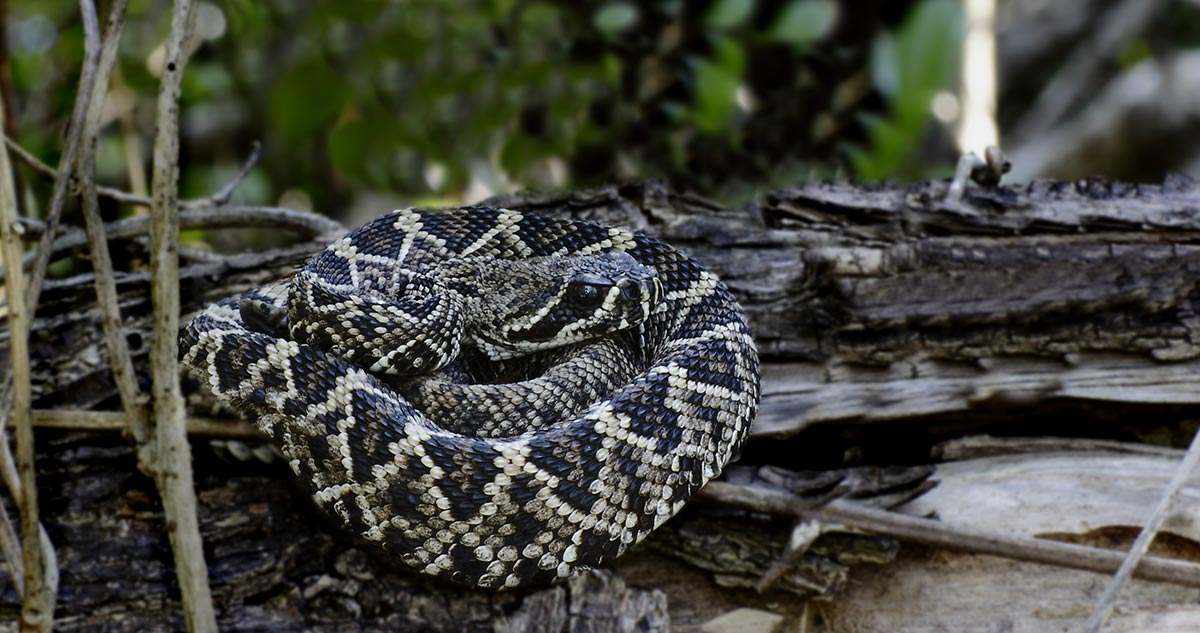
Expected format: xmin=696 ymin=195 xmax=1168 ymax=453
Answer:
xmin=471 ymin=251 xmax=662 ymax=359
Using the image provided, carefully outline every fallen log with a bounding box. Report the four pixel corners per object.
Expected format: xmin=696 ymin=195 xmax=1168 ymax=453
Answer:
xmin=7 ymin=176 xmax=1200 ymax=631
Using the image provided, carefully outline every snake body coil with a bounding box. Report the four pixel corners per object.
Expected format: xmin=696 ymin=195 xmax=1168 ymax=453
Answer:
xmin=181 ymin=207 xmax=759 ymax=588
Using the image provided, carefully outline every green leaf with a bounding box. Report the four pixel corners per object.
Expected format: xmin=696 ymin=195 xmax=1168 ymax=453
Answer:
xmin=890 ymin=0 xmax=963 ymax=120
xmin=691 ymin=58 xmax=739 ymax=132
xmin=593 ymin=2 xmax=639 ymax=37
xmin=768 ymin=0 xmax=837 ymax=49
xmin=329 ymin=120 xmax=374 ymax=181
xmin=706 ymin=0 xmax=754 ymax=30
xmin=712 ymin=36 xmax=746 ymax=77
xmin=1119 ymin=38 xmax=1151 ymax=69
xmin=850 ymin=116 xmax=906 ymax=180
xmin=500 ymin=135 xmax=534 ymax=177
xmin=854 ymin=0 xmax=964 ymax=181
xmin=181 ymin=62 xmax=234 ymax=100
xmin=269 ymin=61 xmax=350 ymax=141
xmin=485 ymin=0 xmax=517 ymax=20
xmin=315 ymin=0 xmax=387 ymax=22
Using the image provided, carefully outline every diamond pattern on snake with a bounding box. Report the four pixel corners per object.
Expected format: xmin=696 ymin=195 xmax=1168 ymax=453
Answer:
xmin=181 ymin=207 xmax=760 ymax=589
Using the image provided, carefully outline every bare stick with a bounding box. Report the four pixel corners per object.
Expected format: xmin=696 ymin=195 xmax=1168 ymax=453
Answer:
xmin=19 ymin=7 xmax=103 ymax=316
xmin=4 ymin=205 xmax=342 ymax=279
xmin=113 ymin=69 xmax=149 ymax=214
xmin=699 ymin=482 xmax=1200 ymax=589
xmin=6 ymin=134 xmax=267 ymax=213
xmin=147 ymin=1 xmax=217 ymax=630
xmin=26 ymin=409 xmax=264 ymax=440
xmin=0 ymin=0 xmax=107 ymax=510
xmin=0 ymin=502 xmax=22 ymax=597
xmin=0 ymin=48 xmax=54 ymax=633
xmin=179 ymin=141 xmax=262 ymax=209
xmin=75 ymin=0 xmax=151 ymax=453
xmin=1082 ymin=424 xmax=1200 ymax=632
xmin=4 ymin=136 xmax=149 ymax=207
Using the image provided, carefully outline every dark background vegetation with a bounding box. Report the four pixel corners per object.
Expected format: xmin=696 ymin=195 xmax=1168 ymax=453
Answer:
xmin=8 ymin=0 xmax=1200 ymax=240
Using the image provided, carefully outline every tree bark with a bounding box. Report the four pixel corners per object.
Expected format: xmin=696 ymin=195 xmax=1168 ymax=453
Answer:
xmin=8 ymin=176 xmax=1200 ymax=631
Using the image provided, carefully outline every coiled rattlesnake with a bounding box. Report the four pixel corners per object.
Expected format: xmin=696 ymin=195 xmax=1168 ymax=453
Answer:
xmin=181 ymin=207 xmax=759 ymax=588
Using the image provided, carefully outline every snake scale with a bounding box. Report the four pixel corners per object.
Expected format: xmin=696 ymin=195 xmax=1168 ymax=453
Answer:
xmin=181 ymin=207 xmax=760 ymax=588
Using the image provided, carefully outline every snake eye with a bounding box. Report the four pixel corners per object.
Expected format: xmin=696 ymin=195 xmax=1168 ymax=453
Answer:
xmin=566 ymin=280 xmax=608 ymax=309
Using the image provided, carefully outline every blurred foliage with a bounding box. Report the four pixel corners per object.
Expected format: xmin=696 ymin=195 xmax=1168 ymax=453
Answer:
xmin=7 ymin=0 xmax=963 ymax=220
xmin=852 ymin=0 xmax=962 ymax=180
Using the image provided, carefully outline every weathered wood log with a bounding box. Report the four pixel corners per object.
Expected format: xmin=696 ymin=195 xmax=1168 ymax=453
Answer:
xmin=9 ymin=177 xmax=1200 ymax=631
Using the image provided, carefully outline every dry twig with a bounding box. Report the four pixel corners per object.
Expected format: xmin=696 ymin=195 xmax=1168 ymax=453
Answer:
xmin=189 ymin=141 xmax=262 ymax=209
xmin=15 ymin=205 xmax=343 ymax=268
xmin=5 ymin=134 xmax=265 ymax=213
xmin=25 ymin=410 xmax=264 ymax=440
xmin=146 ymin=1 xmax=218 ymax=630
xmin=699 ymin=481 xmax=1200 ymax=590
xmin=74 ymin=0 xmax=151 ymax=458
xmin=3 ymin=136 xmax=147 ymax=208
xmin=0 ymin=0 xmax=108 ymax=515
xmin=0 ymin=45 xmax=54 ymax=633
xmin=1083 ymin=423 xmax=1200 ymax=632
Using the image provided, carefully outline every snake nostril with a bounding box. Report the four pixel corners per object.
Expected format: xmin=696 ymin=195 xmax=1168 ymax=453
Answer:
xmin=620 ymin=284 xmax=639 ymax=301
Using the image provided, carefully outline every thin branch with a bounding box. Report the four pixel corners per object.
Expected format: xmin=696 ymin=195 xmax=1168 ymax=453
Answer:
xmin=75 ymin=0 xmax=150 ymax=455
xmin=7 ymin=133 xmax=147 ymax=207
xmin=0 ymin=502 xmax=22 ymax=597
xmin=26 ymin=409 xmax=264 ymax=440
xmin=20 ymin=5 xmax=105 ymax=317
xmin=1083 ymin=423 xmax=1200 ymax=632
xmin=2 ymin=136 xmax=144 ymax=207
xmin=699 ymin=481 xmax=1200 ymax=590
xmin=5 ymin=205 xmax=342 ymax=277
xmin=0 ymin=0 xmax=107 ymax=513
xmin=179 ymin=141 xmax=261 ymax=209
xmin=0 ymin=31 xmax=54 ymax=633
xmin=5 ymin=134 xmax=268 ymax=212
xmin=1 ymin=138 xmax=53 ymax=179
xmin=147 ymin=1 xmax=217 ymax=630
xmin=113 ymin=68 xmax=149 ymax=214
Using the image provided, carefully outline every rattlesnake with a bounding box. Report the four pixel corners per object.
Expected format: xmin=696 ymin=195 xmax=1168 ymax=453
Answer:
xmin=181 ymin=207 xmax=759 ymax=588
